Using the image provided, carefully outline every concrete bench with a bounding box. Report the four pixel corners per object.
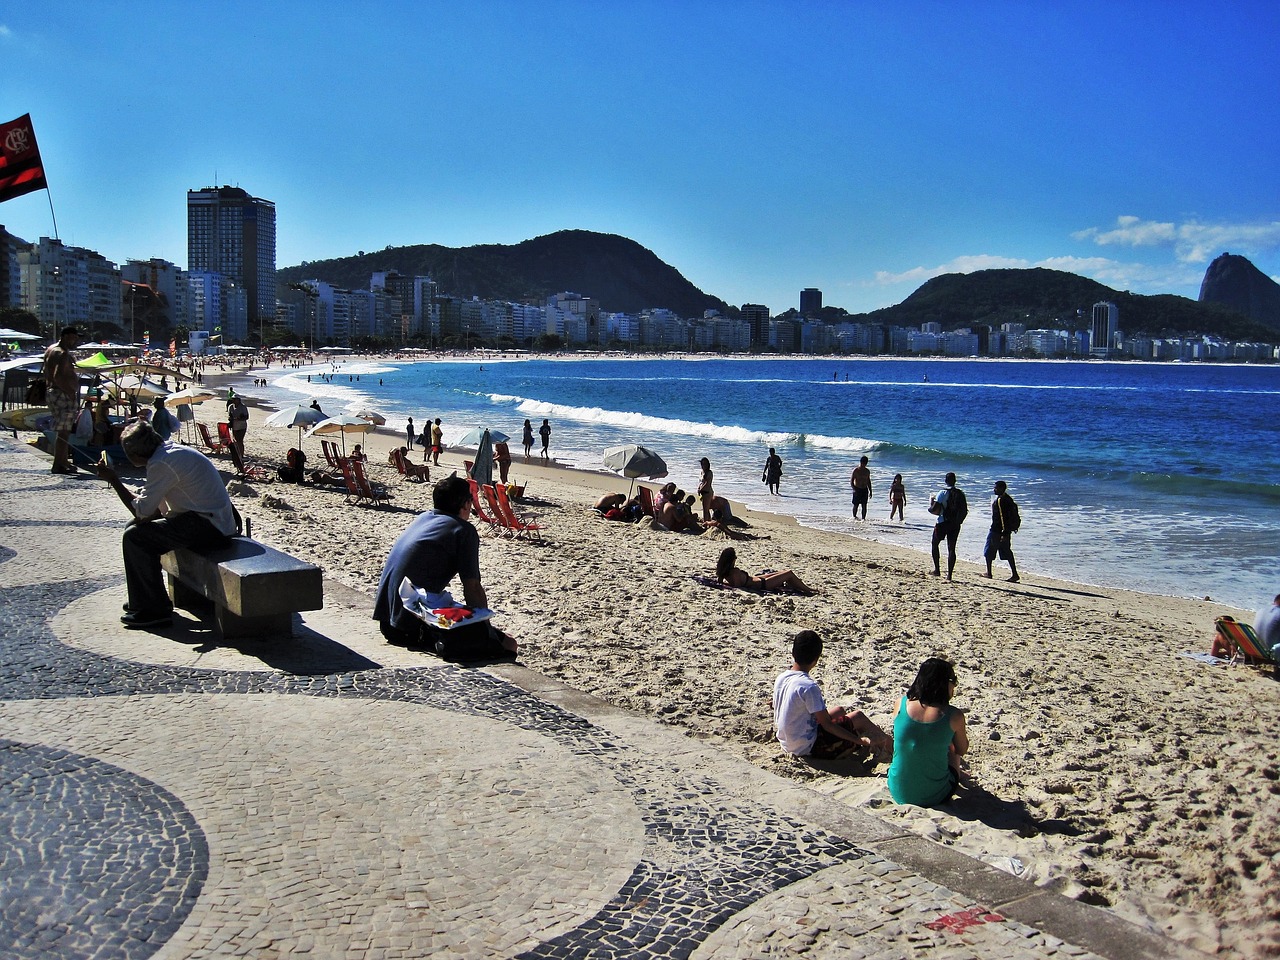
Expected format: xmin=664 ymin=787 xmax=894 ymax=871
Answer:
xmin=161 ymin=537 xmax=324 ymax=639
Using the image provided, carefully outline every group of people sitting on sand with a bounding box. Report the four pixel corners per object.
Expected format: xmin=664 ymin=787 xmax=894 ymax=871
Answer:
xmin=775 ymin=631 xmax=970 ymax=808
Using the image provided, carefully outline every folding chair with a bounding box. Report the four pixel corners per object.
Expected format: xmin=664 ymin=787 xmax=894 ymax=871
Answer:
xmin=493 ymin=483 xmax=543 ymax=541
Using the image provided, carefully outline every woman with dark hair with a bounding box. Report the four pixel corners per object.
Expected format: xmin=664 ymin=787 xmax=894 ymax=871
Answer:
xmin=714 ymin=547 xmax=816 ymax=595
xmin=697 ymin=457 xmax=714 ymax=520
xmin=887 ymin=658 xmax=969 ymax=807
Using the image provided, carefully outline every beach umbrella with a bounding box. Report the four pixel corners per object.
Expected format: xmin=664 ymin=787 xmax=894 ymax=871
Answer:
xmin=75 ymin=351 xmax=114 ymax=370
xmin=603 ymin=443 xmax=668 ymax=497
xmin=455 ymin=426 xmax=511 ymax=447
xmin=105 ymin=375 xmax=170 ymax=403
xmin=303 ymin=414 xmax=372 ymax=456
xmin=0 ymin=327 xmax=40 ymax=342
xmin=470 ymin=429 xmax=495 ymax=488
xmin=163 ymin=386 xmax=217 ymax=408
xmin=264 ymin=404 xmax=328 ymax=447
xmin=351 ymin=408 xmax=387 ymax=426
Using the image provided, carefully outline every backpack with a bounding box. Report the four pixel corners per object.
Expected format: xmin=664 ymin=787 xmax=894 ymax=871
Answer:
xmin=1002 ymin=495 xmax=1021 ymax=534
xmin=943 ymin=488 xmax=968 ymax=529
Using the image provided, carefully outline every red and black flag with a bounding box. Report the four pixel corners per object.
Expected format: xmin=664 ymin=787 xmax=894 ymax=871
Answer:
xmin=0 ymin=114 xmax=49 ymax=204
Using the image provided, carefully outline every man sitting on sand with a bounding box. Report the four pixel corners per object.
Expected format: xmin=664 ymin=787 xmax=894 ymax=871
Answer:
xmin=373 ymin=475 xmax=517 ymax=661
xmin=773 ymin=630 xmax=892 ymax=761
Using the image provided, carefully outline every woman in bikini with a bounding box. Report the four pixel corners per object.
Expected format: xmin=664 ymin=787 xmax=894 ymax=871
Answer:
xmin=715 ymin=547 xmax=816 ymax=595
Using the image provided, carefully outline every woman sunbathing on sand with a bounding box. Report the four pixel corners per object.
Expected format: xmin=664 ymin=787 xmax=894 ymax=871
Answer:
xmin=715 ymin=547 xmax=816 ymax=595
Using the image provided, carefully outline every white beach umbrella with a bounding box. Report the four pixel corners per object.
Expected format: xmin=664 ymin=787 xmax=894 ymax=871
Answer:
xmin=456 ymin=426 xmax=511 ymax=447
xmin=264 ymin=404 xmax=328 ymax=447
xmin=350 ymin=408 xmax=387 ymax=426
xmin=303 ymin=414 xmax=373 ymax=456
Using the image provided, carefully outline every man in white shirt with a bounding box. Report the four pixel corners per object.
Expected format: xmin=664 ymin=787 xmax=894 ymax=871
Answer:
xmin=773 ymin=631 xmax=892 ymax=761
xmin=1256 ymin=594 xmax=1280 ymax=656
xmin=97 ymin=420 xmax=238 ymax=630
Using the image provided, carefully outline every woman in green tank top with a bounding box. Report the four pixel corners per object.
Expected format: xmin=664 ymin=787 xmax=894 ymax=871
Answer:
xmin=887 ymin=658 xmax=969 ymax=807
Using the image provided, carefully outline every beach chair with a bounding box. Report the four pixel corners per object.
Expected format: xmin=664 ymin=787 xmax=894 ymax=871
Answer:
xmin=351 ymin=459 xmax=393 ymax=507
xmin=197 ymin=421 xmax=229 ymax=455
xmin=493 ymin=483 xmax=543 ymax=541
xmin=637 ymin=485 xmax=655 ymax=517
xmin=467 ymin=479 xmax=502 ymax=535
xmin=321 ymin=439 xmax=344 ymax=469
xmin=339 ymin=458 xmax=362 ymax=504
xmin=1214 ymin=616 xmax=1274 ymax=667
xmin=217 ymin=421 xmax=237 ymax=451
xmin=227 ymin=440 xmax=272 ymax=483
xmin=391 ymin=447 xmax=430 ymax=483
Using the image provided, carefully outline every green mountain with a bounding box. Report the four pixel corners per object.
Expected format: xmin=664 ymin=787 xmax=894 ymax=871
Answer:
xmin=277 ymin=229 xmax=733 ymax=319
xmin=279 ymin=232 xmax=1276 ymax=342
xmin=852 ymin=268 xmax=1276 ymax=340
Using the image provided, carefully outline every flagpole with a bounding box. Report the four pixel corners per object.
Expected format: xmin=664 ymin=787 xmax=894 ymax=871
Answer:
xmin=45 ymin=186 xmax=59 ymax=241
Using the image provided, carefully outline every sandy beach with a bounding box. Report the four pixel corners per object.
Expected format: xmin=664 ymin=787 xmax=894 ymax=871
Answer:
xmin=73 ymin=361 xmax=1280 ymax=957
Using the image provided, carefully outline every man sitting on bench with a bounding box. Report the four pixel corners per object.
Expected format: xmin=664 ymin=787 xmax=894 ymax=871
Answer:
xmin=96 ymin=419 xmax=238 ymax=630
xmin=373 ymin=474 xmax=517 ymax=661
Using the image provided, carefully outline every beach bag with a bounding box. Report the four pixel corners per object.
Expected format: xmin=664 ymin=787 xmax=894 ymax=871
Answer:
xmin=943 ymin=488 xmax=968 ymax=529
xmin=428 ymin=621 xmax=512 ymax=662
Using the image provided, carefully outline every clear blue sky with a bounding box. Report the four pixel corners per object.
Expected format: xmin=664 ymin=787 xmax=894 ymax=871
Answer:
xmin=2 ymin=1 xmax=1277 ymax=315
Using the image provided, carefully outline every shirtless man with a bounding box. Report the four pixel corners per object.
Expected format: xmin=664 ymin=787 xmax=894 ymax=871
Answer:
xmin=850 ymin=455 xmax=872 ymax=521
xmin=43 ymin=326 xmax=82 ymax=474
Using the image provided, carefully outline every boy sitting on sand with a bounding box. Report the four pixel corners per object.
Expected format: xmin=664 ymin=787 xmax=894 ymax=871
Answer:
xmin=773 ymin=630 xmax=892 ymax=762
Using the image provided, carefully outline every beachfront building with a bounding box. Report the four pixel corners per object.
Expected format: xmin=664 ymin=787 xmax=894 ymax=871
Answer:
xmin=121 ymin=258 xmax=188 ymax=336
xmin=1090 ymin=301 xmax=1119 ymax=358
xmin=0 ymin=225 xmax=26 ymax=310
xmin=741 ymin=303 xmax=770 ymax=350
xmin=187 ymin=272 xmax=248 ymax=344
xmin=18 ymin=237 xmax=122 ymax=336
xmin=545 ymin=292 xmax=601 ymax=346
xmin=800 ymin=287 xmax=822 ymax=317
xmin=187 ymin=185 xmax=277 ymax=331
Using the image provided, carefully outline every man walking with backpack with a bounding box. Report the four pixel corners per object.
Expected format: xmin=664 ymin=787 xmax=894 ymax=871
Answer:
xmin=928 ymin=472 xmax=967 ymax=581
xmin=982 ymin=480 xmax=1020 ymax=583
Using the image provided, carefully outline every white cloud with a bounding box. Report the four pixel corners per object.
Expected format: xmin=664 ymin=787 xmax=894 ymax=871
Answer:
xmin=872 ymin=254 xmax=1030 ymax=287
xmin=1074 ymin=215 xmax=1280 ymax=263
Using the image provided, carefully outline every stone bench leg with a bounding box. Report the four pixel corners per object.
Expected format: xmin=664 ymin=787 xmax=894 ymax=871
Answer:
xmin=168 ymin=577 xmax=210 ymax=613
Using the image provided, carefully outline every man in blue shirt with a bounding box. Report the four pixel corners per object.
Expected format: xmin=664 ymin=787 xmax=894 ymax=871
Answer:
xmin=1256 ymin=594 xmax=1280 ymax=656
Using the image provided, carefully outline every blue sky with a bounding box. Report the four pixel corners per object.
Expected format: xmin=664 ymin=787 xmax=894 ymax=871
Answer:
xmin=2 ymin=1 xmax=1277 ymax=315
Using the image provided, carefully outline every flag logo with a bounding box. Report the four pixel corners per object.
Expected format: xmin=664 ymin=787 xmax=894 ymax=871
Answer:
xmin=0 ymin=114 xmax=48 ymax=204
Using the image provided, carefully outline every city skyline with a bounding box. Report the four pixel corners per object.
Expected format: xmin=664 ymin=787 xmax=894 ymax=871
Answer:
xmin=1 ymin=2 xmax=1277 ymax=316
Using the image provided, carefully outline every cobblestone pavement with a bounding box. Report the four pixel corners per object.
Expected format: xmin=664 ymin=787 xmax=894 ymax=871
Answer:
xmin=0 ymin=436 xmax=1200 ymax=960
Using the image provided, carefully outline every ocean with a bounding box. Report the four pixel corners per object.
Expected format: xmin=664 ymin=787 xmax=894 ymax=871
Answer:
xmin=262 ymin=355 xmax=1280 ymax=611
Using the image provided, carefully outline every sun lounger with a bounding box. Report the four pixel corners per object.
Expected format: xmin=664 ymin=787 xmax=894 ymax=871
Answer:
xmin=1214 ymin=616 xmax=1275 ymax=667
xmin=350 ymin=458 xmax=393 ymax=506
xmin=217 ymin=421 xmax=237 ymax=450
xmin=197 ymin=421 xmax=229 ymax=455
xmin=467 ymin=478 xmax=502 ymax=535
xmin=493 ymin=483 xmax=543 ymax=541
xmin=321 ymin=439 xmax=345 ymax=469
xmin=391 ymin=447 xmax=430 ymax=482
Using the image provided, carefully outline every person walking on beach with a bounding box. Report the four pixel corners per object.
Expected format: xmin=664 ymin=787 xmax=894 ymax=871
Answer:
xmin=42 ymin=326 xmax=82 ymax=474
xmin=850 ymin=455 xmax=872 ymax=521
xmin=522 ymin=419 xmax=534 ymax=459
xmin=406 ymin=417 xmax=415 ymax=451
xmin=762 ymin=447 xmax=783 ymax=495
xmin=928 ymin=472 xmax=968 ymax=581
xmin=889 ymin=473 xmax=906 ymax=522
xmin=982 ymin=480 xmax=1021 ymax=583
xmin=773 ymin=630 xmax=892 ymax=761
xmin=430 ymin=418 xmax=443 ymax=466
xmin=538 ymin=418 xmax=551 ymax=460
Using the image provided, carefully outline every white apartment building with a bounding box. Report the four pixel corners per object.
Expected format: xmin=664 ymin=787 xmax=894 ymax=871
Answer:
xmin=19 ymin=237 xmax=121 ymax=334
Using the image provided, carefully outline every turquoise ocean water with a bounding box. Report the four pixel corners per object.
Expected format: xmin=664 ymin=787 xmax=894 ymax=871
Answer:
xmin=264 ymin=356 xmax=1280 ymax=610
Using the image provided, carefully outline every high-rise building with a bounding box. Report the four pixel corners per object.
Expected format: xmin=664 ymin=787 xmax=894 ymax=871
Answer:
xmin=1090 ymin=301 xmax=1118 ymax=358
xmin=187 ymin=186 xmax=276 ymax=334
xmin=740 ymin=303 xmax=770 ymax=349
xmin=800 ymin=288 xmax=822 ymax=317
